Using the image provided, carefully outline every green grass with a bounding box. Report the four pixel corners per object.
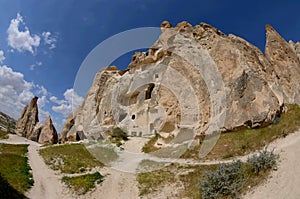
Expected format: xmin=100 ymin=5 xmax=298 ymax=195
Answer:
xmin=62 ymin=172 xmax=104 ymax=195
xmin=137 ymin=161 xmax=274 ymax=198
xmin=0 ymin=144 xmax=34 ymax=196
xmin=182 ymin=104 xmax=300 ymax=160
xmin=0 ymin=129 xmax=9 ymax=139
xmin=141 ymin=134 xmax=159 ymax=153
xmin=137 ymin=163 xmax=217 ymax=198
xmin=39 ymin=143 xmax=104 ymax=174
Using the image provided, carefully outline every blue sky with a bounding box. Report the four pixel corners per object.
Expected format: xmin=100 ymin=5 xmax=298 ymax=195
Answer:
xmin=0 ymin=0 xmax=299 ymax=132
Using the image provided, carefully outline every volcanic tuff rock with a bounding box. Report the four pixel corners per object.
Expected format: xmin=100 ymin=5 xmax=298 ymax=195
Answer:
xmin=61 ymin=21 xmax=300 ymax=143
xmin=16 ymin=96 xmax=58 ymax=144
xmin=0 ymin=111 xmax=16 ymax=133
xmin=16 ymin=96 xmax=39 ymax=139
xmin=38 ymin=116 xmax=58 ymax=144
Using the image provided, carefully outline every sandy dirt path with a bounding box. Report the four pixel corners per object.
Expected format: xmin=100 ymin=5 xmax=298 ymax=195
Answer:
xmin=2 ymin=130 xmax=300 ymax=199
xmin=26 ymin=144 xmax=69 ymax=199
xmin=244 ymin=130 xmax=300 ymax=199
xmin=0 ymin=134 xmax=69 ymax=199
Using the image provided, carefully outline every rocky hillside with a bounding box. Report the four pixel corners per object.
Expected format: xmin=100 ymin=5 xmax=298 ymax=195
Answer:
xmin=61 ymin=21 xmax=300 ymax=144
xmin=16 ymin=96 xmax=58 ymax=144
xmin=0 ymin=111 xmax=16 ymax=133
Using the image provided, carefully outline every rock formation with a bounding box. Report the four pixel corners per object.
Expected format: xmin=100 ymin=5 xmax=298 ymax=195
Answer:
xmin=38 ymin=116 xmax=58 ymax=144
xmin=16 ymin=96 xmax=58 ymax=144
xmin=16 ymin=96 xmax=39 ymax=139
xmin=61 ymin=21 xmax=300 ymax=144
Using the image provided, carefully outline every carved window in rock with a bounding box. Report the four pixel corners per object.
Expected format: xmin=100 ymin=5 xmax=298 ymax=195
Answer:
xmin=131 ymin=114 xmax=136 ymax=120
xmin=145 ymin=83 xmax=155 ymax=100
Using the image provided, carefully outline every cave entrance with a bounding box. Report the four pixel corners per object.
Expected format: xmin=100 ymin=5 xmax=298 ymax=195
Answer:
xmin=145 ymin=83 xmax=155 ymax=100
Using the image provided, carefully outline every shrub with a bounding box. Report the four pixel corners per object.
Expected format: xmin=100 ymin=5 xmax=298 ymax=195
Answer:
xmin=198 ymin=160 xmax=245 ymax=199
xmin=247 ymin=148 xmax=278 ymax=174
xmin=112 ymin=127 xmax=128 ymax=141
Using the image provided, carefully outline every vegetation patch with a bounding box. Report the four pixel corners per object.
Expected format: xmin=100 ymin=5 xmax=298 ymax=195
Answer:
xmin=62 ymin=172 xmax=104 ymax=195
xmin=199 ymin=149 xmax=277 ymax=199
xmin=137 ymin=164 xmax=175 ymax=196
xmin=108 ymin=127 xmax=128 ymax=147
xmin=182 ymin=104 xmax=300 ymax=160
xmin=138 ymin=149 xmax=277 ymax=198
xmin=199 ymin=160 xmax=246 ymax=198
xmin=0 ymin=129 xmax=9 ymax=139
xmin=39 ymin=143 xmax=103 ymax=174
xmin=0 ymin=144 xmax=33 ymax=197
xmin=141 ymin=134 xmax=159 ymax=153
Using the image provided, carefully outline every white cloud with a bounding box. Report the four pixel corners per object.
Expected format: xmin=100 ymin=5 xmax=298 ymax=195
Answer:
xmin=52 ymin=89 xmax=84 ymax=116
xmin=37 ymin=95 xmax=48 ymax=108
xmin=0 ymin=65 xmax=50 ymax=121
xmin=29 ymin=61 xmax=42 ymax=71
xmin=7 ymin=13 xmax=41 ymax=54
xmin=42 ymin=32 xmax=57 ymax=49
xmin=0 ymin=65 xmax=34 ymax=118
xmin=38 ymin=106 xmax=50 ymax=124
xmin=0 ymin=50 xmax=5 ymax=63
xmin=35 ymin=84 xmax=47 ymax=96
xmin=50 ymin=96 xmax=65 ymax=104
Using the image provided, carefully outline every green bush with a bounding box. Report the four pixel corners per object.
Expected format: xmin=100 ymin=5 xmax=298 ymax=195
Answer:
xmin=112 ymin=127 xmax=128 ymax=140
xmin=247 ymin=148 xmax=278 ymax=174
xmin=198 ymin=160 xmax=245 ymax=199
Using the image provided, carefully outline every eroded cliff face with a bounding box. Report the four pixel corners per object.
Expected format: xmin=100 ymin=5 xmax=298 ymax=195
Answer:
xmin=61 ymin=21 xmax=300 ymax=143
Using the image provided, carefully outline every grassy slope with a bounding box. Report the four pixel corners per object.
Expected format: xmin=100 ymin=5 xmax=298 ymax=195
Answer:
xmin=137 ymin=104 xmax=300 ymax=198
xmin=0 ymin=129 xmax=9 ymax=139
xmin=62 ymin=172 xmax=104 ymax=195
xmin=39 ymin=143 xmax=106 ymax=195
xmin=39 ymin=143 xmax=104 ymax=174
xmin=0 ymin=144 xmax=33 ymax=197
xmin=182 ymin=104 xmax=300 ymax=160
